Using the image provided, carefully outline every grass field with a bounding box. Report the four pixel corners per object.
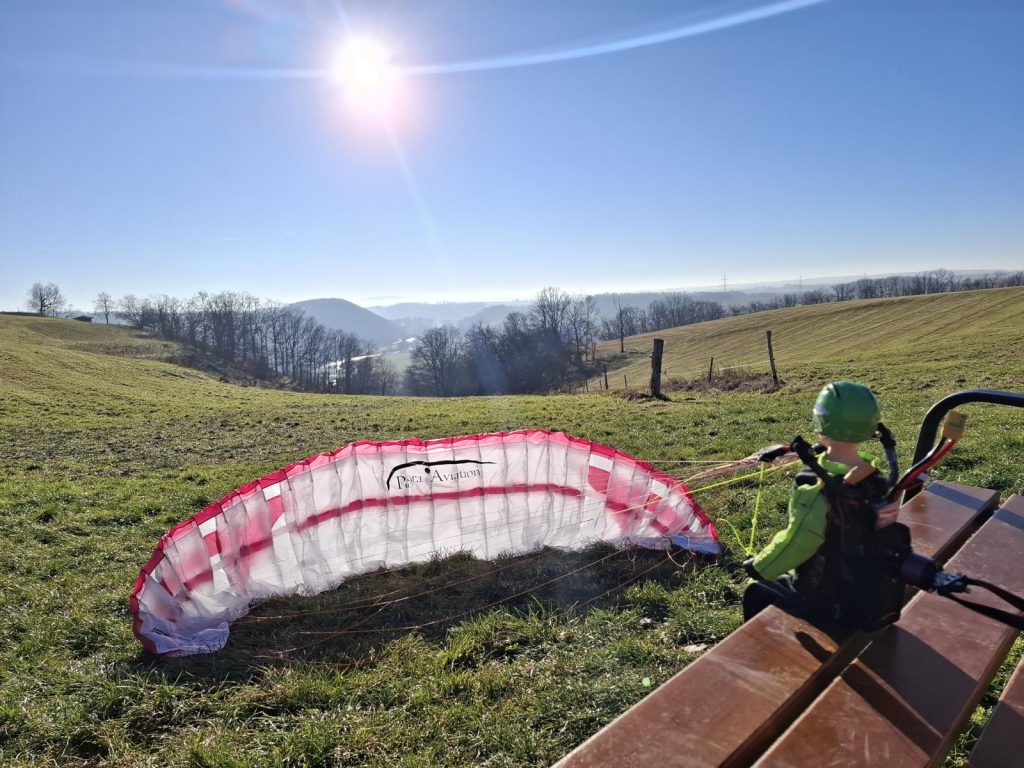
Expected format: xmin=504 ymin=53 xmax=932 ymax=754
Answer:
xmin=593 ymin=286 xmax=1024 ymax=392
xmin=1 ymin=289 xmax=1023 ymax=767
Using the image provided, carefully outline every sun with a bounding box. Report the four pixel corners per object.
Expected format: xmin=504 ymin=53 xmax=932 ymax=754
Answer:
xmin=332 ymin=37 xmax=399 ymax=116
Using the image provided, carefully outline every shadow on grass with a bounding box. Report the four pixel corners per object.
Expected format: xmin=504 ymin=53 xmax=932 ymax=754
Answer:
xmin=133 ymin=544 xmax=715 ymax=685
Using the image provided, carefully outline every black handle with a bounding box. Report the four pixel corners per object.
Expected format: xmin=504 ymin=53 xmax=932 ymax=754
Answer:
xmin=912 ymin=390 xmax=1024 ymax=465
xmin=905 ymin=390 xmax=1024 ymax=501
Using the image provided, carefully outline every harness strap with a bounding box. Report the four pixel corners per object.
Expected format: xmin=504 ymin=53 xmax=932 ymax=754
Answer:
xmin=938 ymin=577 xmax=1024 ymax=631
xmin=941 ymin=594 xmax=1024 ymax=631
xmin=965 ymin=577 xmax=1024 ymax=612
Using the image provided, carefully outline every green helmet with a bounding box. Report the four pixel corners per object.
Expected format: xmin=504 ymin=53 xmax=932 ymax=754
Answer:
xmin=812 ymin=381 xmax=881 ymax=442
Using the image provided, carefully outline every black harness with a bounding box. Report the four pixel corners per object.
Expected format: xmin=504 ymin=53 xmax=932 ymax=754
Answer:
xmin=786 ymin=429 xmax=1024 ymax=632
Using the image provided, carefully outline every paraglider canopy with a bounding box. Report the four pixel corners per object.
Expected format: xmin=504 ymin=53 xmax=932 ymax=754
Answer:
xmin=131 ymin=430 xmax=717 ymax=656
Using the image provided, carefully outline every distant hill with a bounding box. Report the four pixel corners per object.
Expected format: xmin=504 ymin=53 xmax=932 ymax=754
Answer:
xmin=290 ymin=298 xmax=405 ymax=346
xmin=457 ymin=304 xmax=531 ymax=330
xmin=365 ymin=292 xmax=799 ymax=332
xmin=367 ymin=300 xmax=532 ymax=331
xmin=367 ymin=301 xmax=495 ymax=323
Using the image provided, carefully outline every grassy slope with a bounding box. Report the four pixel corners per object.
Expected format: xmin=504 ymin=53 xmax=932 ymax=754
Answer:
xmin=1 ymin=293 xmax=1023 ymax=768
xmin=595 ymin=286 xmax=1024 ymax=389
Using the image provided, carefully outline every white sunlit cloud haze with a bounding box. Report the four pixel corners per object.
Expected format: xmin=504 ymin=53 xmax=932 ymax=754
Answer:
xmin=0 ymin=0 xmax=1022 ymax=311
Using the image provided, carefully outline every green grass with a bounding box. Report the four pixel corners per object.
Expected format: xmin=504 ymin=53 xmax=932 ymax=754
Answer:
xmin=594 ymin=286 xmax=1024 ymax=392
xmin=1 ymin=294 xmax=1023 ymax=767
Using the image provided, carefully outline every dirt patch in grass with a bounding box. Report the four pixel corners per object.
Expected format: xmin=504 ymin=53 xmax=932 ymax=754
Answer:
xmin=614 ymin=389 xmax=665 ymax=402
xmin=665 ymin=369 xmax=782 ymax=394
xmin=612 ymin=369 xmax=781 ymax=399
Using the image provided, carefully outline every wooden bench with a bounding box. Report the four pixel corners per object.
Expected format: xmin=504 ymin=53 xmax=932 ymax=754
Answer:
xmin=755 ymin=493 xmax=1024 ymax=767
xmin=968 ymin=648 xmax=1024 ymax=767
xmin=554 ymin=482 xmax=1007 ymax=768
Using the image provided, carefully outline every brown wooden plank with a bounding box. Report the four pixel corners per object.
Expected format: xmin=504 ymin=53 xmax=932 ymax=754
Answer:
xmin=895 ymin=482 xmax=1000 ymax=564
xmin=755 ymin=495 xmax=1024 ymax=768
xmin=968 ymin=651 xmax=1024 ymax=768
xmin=554 ymin=482 xmax=997 ymax=768
xmin=555 ymin=605 xmax=851 ymax=768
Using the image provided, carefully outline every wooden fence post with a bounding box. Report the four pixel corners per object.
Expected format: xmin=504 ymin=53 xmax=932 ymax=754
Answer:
xmin=708 ymin=357 xmax=714 ymax=385
xmin=603 ymin=363 xmax=609 ymax=390
xmin=624 ymin=374 xmax=628 ymax=389
xmin=766 ymin=330 xmax=779 ymax=387
xmin=650 ymin=339 xmax=664 ymax=398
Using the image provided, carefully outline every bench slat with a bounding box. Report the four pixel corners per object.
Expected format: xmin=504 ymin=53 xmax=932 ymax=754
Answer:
xmin=755 ymin=494 xmax=1024 ymax=768
xmin=968 ymin=652 xmax=1024 ymax=768
xmin=894 ymin=482 xmax=1000 ymax=563
xmin=554 ymin=482 xmax=997 ymax=768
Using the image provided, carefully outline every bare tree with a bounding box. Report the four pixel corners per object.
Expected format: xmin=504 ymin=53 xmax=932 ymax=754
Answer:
xmin=182 ymin=293 xmax=206 ymax=347
xmin=855 ymin=279 xmax=881 ymax=300
xmin=151 ymin=295 xmax=183 ymax=339
xmin=93 ymin=292 xmax=114 ymax=323
xmin=929 ymin=269 xmax=954 ymax=293
xmin=532 ymin=286 xmax=573 ymax=344
xmin=330 ymin=331 xmax=364 ymax=393
xmin=642 ymin=293 xmax=725 ymax=333
xmin=832 ymin=282 xmax=855 ymax=302
xmin=26 ymin=282 xmax=66 ymax=316
xmin=611 ymin=295 xmax=628 ymax=352
xmin=117 ymin=295 xmax=145 ymax=328
xmin=602 ymin=298 xmax=649 ymax=347
xmin=406 ymin=325 xmax=464 ymax=396
xmin=565 ymin=294 xmax=597 ymax=364
xmin=463 ymin=323 xmax=507 ymax=394
xmin=375 ymin=358 xmax=399 ymax=395
xmin=800 ymin=289 xmax=830 ymax=305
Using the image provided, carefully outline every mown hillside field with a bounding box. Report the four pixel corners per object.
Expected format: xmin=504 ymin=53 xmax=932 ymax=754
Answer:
xmin=2 ymin=289 xmax=1023 ymax=767
xmin=595 ymin=286 xmax=1024 ymax=391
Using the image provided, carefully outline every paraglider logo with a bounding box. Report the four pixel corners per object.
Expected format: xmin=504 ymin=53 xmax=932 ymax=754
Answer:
xmin=387 ymin=459 xmax=495 ymax=490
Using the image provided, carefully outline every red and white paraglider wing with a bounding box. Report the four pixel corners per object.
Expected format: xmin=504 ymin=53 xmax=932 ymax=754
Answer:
xmin=131 ymin=430 xmax=718 ymax=656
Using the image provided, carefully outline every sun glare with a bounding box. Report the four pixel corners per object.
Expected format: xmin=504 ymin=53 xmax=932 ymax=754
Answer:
xmin=333 ymin=37 xmax=399 ymax=117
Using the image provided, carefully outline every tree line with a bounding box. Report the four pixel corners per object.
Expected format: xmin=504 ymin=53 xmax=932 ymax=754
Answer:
xmin=21 ymin=268 xmax=1024 ymax=397
xmin=405 ymin=287 xmax=600 ymax=396
xmin=730 ymin=269 xmax=1024 ymax=314
xmin=599 ymin=294 xmax=726 ymax=352
xmin=112 ymin=291 xmax=396 ymax=394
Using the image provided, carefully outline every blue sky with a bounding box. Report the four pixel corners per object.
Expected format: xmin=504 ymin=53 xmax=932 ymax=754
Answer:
xmin=1 ymin=0 xmax=1022 ymax=311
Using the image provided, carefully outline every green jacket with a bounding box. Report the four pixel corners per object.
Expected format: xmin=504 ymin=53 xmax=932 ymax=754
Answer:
xmin=750 ymin=451 xmax=886 ymax=581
